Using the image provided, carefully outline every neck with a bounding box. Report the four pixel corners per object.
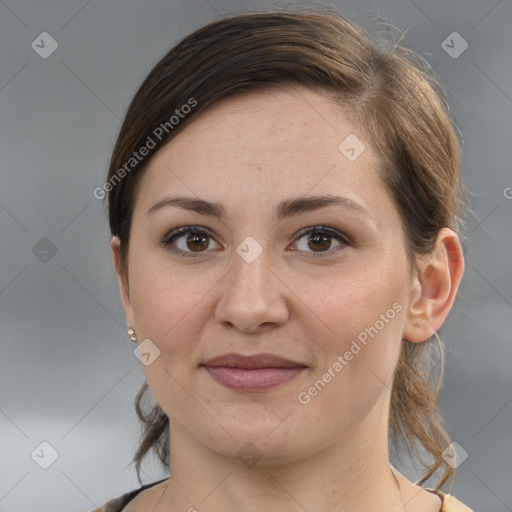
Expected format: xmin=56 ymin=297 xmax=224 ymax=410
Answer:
xmin=153 ymin=407 xmax=406 ymax=511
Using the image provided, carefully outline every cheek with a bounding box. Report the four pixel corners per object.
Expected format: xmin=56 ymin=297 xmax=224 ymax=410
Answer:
xmin=128 ymin=248 xmax=205 ymax=339
xmin=306 ymin=262 xmax=407 ymax=399
xmin=293 ymin=308 xmax=404 ymax=440
xmin=127 ymin=250 xmax=208 ymax=387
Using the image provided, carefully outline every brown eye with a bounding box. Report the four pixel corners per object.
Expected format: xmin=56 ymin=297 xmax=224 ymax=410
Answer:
xmin=307 ymin=233 xmax=332 ymax=251
xmin=162 ymin=227 xmax=220 ymax=257
xmin=291 ymin=226 xmax=349 ymax=257
xmin=185 ymin=232 xmax=209 ymax=252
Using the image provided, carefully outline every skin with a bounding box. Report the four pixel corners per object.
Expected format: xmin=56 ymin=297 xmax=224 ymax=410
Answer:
xmin=111 ymin=86 xmax=464 ymax=512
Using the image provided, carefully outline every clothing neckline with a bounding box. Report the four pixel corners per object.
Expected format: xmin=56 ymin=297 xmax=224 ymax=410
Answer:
xmin=121 ymin=478 xmax=446 ymax=511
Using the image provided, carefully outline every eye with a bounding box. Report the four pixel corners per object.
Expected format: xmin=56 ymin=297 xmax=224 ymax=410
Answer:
xmin=162 ymin=225 xmax=349 ymax=258
xmin=290 ymin=226 xmax=349 ymax=257
xmin=161 ymin=226 xmax=220 ymax=257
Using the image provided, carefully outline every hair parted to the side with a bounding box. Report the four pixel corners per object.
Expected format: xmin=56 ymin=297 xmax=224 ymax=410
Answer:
xmin=106 ymin=8 xmax=466 ymax=488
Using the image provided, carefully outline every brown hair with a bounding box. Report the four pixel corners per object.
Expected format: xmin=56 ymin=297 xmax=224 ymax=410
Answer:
xmin=106 ymin=8 xmax=465 ymax=488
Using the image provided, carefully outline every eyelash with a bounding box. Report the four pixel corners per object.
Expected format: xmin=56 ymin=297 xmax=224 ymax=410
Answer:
xmin=161 ymin=225 xmax=351 ymax=258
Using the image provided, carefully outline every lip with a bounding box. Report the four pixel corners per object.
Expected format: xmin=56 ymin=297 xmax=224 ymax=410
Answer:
xmin=202 ymin=353 xmax=305 ymax=369
xmin=201 ymin=353 xmax=307 ymax=391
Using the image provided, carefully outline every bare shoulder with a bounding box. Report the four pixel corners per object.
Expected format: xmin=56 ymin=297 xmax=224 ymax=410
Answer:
xmin=402 ymin=484 xmax=443 ymax=512
xmin=393 ymin=470 xmax=443 ymax=512
xmin=122 ymin=480 xmax=168 ymax=512
xmin=416 ymin=488 xmax=444 ymax=512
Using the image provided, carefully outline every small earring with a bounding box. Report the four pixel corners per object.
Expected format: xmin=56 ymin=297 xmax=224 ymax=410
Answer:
xmin=127 ymin=327 xmax=137 ymax=342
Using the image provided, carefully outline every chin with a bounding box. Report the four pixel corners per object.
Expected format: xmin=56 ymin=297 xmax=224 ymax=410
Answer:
xmin=211 ymin=433 xmax=310 ymax=467
xmin=193 ymin=408 xmax=316 ymax=463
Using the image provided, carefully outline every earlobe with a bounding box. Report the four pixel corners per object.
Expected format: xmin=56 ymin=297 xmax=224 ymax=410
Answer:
xmin=403 ymin=228 xmax=465 ymax=343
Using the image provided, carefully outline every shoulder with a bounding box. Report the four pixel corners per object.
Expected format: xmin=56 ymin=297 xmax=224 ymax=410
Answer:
xmin=441 ymin=493 xmax=475 ymax=512
xmin=426 ymin=489 xmax=475 ymax=512
xmin=88 ymin=479 xmax=168 ymax=512
xmin=89 ymin=493 xmax=131 ymax=512
xmin=122 ymin=479 xmax=168 ymax=511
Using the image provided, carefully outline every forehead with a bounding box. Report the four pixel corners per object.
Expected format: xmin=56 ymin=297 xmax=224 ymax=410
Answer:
xmin=135 ymin=86 xmax=384 ymax=218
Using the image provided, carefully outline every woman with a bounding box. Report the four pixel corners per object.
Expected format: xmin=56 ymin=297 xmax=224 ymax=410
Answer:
xmin=93 ymin=9 xmax=473 ymax=512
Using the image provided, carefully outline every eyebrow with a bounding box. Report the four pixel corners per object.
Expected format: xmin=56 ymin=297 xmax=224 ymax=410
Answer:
xmin=147 ymin=194 xmax=371 ymax=221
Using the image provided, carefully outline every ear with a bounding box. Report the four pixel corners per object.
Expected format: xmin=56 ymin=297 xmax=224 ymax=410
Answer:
xmin=111 ymin=236 xmax=136 ymax=329
xmin=403 ymin=227 xmax=465 ymax=342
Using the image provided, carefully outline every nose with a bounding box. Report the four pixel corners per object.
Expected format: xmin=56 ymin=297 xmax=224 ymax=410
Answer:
xmin=214 ymin=249 xmax=290 ymax=334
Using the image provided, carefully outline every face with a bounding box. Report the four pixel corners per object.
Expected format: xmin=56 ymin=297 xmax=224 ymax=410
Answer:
xmin=116 ymin=86 xmax=417 ymax=464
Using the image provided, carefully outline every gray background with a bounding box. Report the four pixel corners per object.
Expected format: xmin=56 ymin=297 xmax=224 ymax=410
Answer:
xmin=0 ymin=0 xmax=511 ymax=510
